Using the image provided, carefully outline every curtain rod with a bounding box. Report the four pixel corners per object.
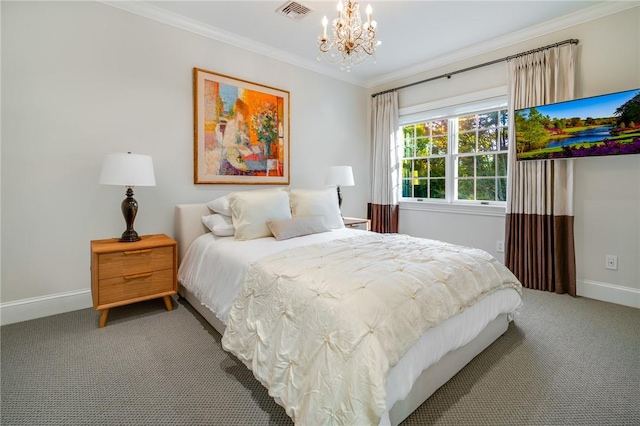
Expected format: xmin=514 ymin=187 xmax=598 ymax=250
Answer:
xmin=371 ymin=38 xmax=579 ymax=98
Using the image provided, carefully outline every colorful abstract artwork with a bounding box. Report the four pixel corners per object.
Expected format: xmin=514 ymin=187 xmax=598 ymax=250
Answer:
xmin=193 ymin=68 xmax=290 ymax=184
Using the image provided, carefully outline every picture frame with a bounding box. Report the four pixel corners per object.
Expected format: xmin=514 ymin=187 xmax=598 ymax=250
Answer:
xmin=193 ymin=67 xmax=290 ymax=184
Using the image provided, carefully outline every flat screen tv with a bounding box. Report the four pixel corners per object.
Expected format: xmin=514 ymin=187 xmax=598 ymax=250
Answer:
xmin=515 ymin=88 xmax=640 ymax=161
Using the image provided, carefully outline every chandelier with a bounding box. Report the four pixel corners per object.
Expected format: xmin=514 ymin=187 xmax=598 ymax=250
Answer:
xmin=318 ymin=0 xmax=380 ymax=72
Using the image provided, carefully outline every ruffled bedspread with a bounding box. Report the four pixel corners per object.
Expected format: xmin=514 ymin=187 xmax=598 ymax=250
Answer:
xmin=221 ymin=233 xmax=522 ymax=425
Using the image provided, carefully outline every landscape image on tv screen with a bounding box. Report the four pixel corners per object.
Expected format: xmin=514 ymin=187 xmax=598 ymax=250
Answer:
xmin=515 ymin=88 xmax=640 ymax=161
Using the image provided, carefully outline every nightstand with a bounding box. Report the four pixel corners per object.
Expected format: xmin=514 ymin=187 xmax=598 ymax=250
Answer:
xmin=91 ymin=234 xmax=177 ymax=328
xmin=343 ymin=217 xmax=371 ymax=231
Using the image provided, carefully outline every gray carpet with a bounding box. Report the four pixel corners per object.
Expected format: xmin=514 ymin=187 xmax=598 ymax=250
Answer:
xmin=1 ymin=288 xmax=638 ymax=425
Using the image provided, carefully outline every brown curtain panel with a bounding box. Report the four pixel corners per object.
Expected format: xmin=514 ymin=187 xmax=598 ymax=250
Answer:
xmin=369 ymin=92 xmax=400 ymax=233
xmin=367 ymin=203 xmax=398 ymax=233
xmin=505 ymin=45 xmax=577 ymax=296
xmin=505 ymin=196 xmax=577 ymax=295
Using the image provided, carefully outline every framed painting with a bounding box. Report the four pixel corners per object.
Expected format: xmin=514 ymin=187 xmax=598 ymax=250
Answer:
xmin=193 ymin=67 xmax=290 ymax=184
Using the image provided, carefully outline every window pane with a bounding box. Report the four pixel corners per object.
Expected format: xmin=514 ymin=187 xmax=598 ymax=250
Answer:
xmin=458 ymin=156 xmax=474 ymax=177
xmin=458 ymin=132 xmax=476 ymax=153
xmin=404 ymin=136 xmax=414 ymax=157
xmin=431 ymin=120 xmax=448 ymax=135
xmin=416 ymin=138 xmax=430 ymax=157
xmin=478 ymin=111 xmax=498 ymax=128
xmin=430 ymin=157 xmax=445 ymax=178
xmin=499 ymin=129 xmax=509 ymax=151
xmin=478 ymin=129 xmax=497 ymax=151
xmin=432 ymin=135 xmax=447 ymax=155
xmin=413 ymin=180 xmax=428 ymax=198
xmin=403 ymin=125 xmax=414 ymax=142
xmin=476 ymin=155 xmax=495 ymax=177
xmin=414 ymin=159 xmax=428 ymax=177
xmin=430 ymin=179 xmax=445 ymax=199
xmin=497 ymin=178 xmax=507 ymax=201
xmin=402 ymin=179 xmax=411 ymax=197
xmin=497 ymin=153 xmax=508 ymax=176
xmin=477 ymin=178 xmax=496 ymax=200
xmin=459 ymin=115 xmax=476 ymax=132
xmin=500 ymin=110 xmax=509 ymax=126
xmin=458 ymin=179 xmax=474 ymax=200
xmin=402 ymin=160 xmax=412 ymax=178
xmin=415 ymin=123 xmax=427 ymax=138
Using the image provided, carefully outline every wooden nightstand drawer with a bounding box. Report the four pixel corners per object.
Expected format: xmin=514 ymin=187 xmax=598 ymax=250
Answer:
xmin=343 ymin=217 xmax=371 ymax=231
xmin=91 ymin=234 xmax=178 ymax=327
xmin=344 ymin=221 xmax=368 ymax=230
xmin=98 ymin=246 xmax=173 ymax=279
xmin=98 ymin=268 xmax=175 ymax=306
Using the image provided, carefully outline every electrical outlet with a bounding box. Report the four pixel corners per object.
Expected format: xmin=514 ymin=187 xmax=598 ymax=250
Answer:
xmin=605 ymin=255 xmax=618 ymax=270
xmin=496 ymin=241 xmax=504 ymax=253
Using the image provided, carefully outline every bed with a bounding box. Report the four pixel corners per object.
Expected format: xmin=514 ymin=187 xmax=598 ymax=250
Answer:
xmin=175 ymin=188 xmax=522 ymax=426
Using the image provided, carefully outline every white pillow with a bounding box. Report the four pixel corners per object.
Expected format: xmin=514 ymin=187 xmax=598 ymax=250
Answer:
xmin=289 ymin=188 xmax=344 ymax=229
xmin=267 ymin=216 xmax=330 ymax=241
xmin=228 ymin=189 xmax=292 ymax=240
xmin=202 ymin=214 xmax=235 ymax=237
xmin=206 ymin=195 xmax=231 ymax=217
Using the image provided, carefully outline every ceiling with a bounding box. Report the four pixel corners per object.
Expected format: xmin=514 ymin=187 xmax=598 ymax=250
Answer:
xmin=110 ymin=1 xmax=632 ymax=87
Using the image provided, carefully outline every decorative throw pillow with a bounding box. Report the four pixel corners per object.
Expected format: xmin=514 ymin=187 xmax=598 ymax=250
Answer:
xmin=207 ymin=187 xmax=285 ymax=217
xmin=267 ymin=216 xmax=330 ymax=241
xmin=289 ymin=188 xmax=344 ymax=229
xmin=206 ymin=195 xmax=232 ymax=217
xmin=228 ymin=189 xmax=292 ymax=240
xmin=201 ymin=214 xmax=235 ymax=237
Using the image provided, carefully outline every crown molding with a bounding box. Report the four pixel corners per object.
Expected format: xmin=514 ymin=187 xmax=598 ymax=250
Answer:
xmin=99 ymin=0 xmax=366 ymax=87
xmin=365 ymin=1 xmax=639 ymax=89
xmin=99 ymin=1 xmax=637 ymax=90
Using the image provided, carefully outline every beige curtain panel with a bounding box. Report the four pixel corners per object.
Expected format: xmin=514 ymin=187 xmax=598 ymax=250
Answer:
xmin=369 ymin=91 xmax=400 ymax=233
xmin=505 ymin=44 xmax=577 ymax=296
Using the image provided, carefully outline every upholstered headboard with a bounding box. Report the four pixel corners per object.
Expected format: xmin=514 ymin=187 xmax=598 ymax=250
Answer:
xmin=174 ymin=204 xmax=210 ymax=263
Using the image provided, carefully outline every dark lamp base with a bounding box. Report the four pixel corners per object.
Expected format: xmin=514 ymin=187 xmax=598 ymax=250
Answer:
xmin=119 ymin=187 xmax=141 ymax=243
xmin=119 ymin=230 xmax=141 ymax=243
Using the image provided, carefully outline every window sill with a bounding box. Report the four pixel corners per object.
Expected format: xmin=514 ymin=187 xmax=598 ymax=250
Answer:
xmin=399 ymin=200 xmax=506 ymax=217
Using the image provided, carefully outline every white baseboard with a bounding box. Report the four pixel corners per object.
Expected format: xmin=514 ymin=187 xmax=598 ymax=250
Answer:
xmin=577 ymin=279 xmax=640 ymax=309
xmin=0 ymin=289 xmax=93 ymax=326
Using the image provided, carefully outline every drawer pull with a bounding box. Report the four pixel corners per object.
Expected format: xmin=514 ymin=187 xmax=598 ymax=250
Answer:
xmin=123 ymin=249 xmax=152 ymax=255
xmin=123 ymin=272 xmax=153 ymax=280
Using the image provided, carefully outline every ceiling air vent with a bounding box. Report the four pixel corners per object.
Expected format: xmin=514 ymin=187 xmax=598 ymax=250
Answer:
xmin=276 ymin=1 xmax=314 ymax=21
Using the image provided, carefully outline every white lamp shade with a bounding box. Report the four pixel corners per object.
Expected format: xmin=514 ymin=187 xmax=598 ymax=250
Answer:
xmin=99 ymin=153 xmax=156 ymax=186
xmin=325 ymin=166 xmax=355 ymax=186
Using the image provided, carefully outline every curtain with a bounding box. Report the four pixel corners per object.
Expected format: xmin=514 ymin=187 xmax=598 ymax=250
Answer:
xmin=368 ymin=92 xmax=400 ymax=233
xmin=505 ymin=44 xmax=577 ymax=295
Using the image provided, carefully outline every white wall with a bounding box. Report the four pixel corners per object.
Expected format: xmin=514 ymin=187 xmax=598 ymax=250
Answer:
xmin=399 ymin=206 xmax=506 ymax=260
xmin=0 ymin=1 xmax=369 ymax=323
xmin=370 ymin=7 xmax=640 ymax=308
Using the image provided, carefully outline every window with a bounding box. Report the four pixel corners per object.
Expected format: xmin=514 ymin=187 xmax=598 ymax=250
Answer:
xmin=400 ymin=103 xmax=509 ymax=204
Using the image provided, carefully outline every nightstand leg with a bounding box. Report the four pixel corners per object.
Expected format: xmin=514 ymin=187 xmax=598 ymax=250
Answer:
xmin=163 ymin=296 xmax=173 ymax=311
xmin=99 ymin=309 xmax=109 ymax=328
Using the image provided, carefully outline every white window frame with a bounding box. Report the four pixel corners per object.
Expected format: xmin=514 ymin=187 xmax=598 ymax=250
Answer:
xmin=398 ymin=87 xmax=508 ymax=216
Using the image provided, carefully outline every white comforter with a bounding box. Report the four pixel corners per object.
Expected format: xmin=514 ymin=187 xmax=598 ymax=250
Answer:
xmin=220 ymin=232 xmax=522 ymax=425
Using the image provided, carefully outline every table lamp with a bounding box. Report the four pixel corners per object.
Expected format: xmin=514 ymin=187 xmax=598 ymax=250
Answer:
xmin=325 ymin=166 xmax=355 ymax=209
xmin=99 ymin=152 xmax=156 ymax=242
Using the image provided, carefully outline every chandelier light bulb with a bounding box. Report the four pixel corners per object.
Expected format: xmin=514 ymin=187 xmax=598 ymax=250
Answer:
xmin=322 ymin=16 xmax=328 ymax=39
